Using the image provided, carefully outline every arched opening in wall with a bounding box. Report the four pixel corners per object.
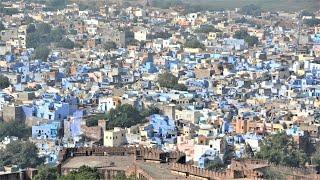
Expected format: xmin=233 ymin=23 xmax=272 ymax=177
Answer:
xmin=177 ymin=155 xmax=186 ymax=164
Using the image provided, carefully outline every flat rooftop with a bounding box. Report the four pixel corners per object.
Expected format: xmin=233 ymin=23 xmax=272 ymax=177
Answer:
xmin=61 ymin=156 xmax=190 ymax=179
xmin=61 ymin=155 xmax=135 ymax=171
xmin=135 ymin=161 xmax=191 ymax=180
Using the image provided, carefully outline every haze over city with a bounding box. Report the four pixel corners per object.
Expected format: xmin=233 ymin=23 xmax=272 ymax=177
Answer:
xmin=0 ymin=0 xmax=320 ymax=179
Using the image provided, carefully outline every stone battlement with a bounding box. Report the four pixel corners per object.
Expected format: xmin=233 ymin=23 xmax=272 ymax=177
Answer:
xmin=171 ymin=163 xmax=229 ymax=180
xmin=58 ymin=146 xmax=185 ymax=164
xmin=270 ymin=163 xmax=316 ymax=174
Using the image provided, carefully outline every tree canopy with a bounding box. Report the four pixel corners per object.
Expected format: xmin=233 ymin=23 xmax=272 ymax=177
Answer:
xmin=37 ymin=23 xmax=52 ymax=34
xmin=0 ymin=140 xmax=44 ymax=169
xmin=300 ymin=10 xmax=314 ymax=17
xmin=240 ymin=4 xmax=262 ymax=17
xmin=50 ymin=27 xmax=66 ymax=42
xmin=207 ymin=156 xmax=225 ymax=171
xmin=105 ymin=104 xmax=144 ymax=130
xmin=34 ymin=46 xmax=51 ymax=61
xmin=113 ymin=172 xmax=137 ymax=180
xmin=0 ymin=120 xmax=31 ymax=140
xmin=233 ymin=29 xmax=249 ymax=39
xmin=58 ymin=166 xmax=100 ymax=180
xmin=244 ymin=35 xmax=259 ymax=47
xmin=57 ymin=38 xmax=75 ymax=49
xmin=103 ymin=41 xmax=117 ymax=51
xmin=27 ymin=24 xmax=36 ymax=34
xmin=86 ymin=114 xmax=107 ymax=127
xmin=152 ymin=0 xmax=183 ymax=9
xmin=141 ymin=105 xmax=161 ymax=118
xmin=0 ymin=75 xmax=10 ymax=89
xmin=233 ymin=30 xmax=259 ymax=47
xmin=256 ymin=133 xmax=308 ymax=167
xmin=157 ymin=72 xmax=187 ymax=91
xmin=0 ymin=21 xmax=5 ymax=31
xmin=0 ymin=3 xmax=19 ymax=16
xmin=195 ymin=25 xmax=221 ymax=34
xmin=33 ymin=165 xmax=58 ymax=180
xmin=304 ymin=18 xmax=320 ymax=27
xmin=44 ymin=0 xmax=68 ymax=11
xmin=184 ymin=38 xmax=205 ymax=49
xmin=148 ymin=31 xmax=172 ymax=39
xmin=26 ymin=23 xmax=66 ymax=49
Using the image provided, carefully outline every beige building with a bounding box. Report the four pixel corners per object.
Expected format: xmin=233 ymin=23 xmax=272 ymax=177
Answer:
xmin=104 ymin=127 xmax=126 ymax=147
xmin=175 ymin=109 xmax=202 ymax=124
xmin=134 ymin=28 xmax=147 ymax=41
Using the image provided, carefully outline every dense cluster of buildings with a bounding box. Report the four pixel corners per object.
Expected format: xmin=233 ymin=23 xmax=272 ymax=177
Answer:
xmin=1 ymin=0 xmax=320 ymax=179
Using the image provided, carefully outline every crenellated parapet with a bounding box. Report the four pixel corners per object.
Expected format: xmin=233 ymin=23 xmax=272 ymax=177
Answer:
xmin=171 ymin=163 xmax=229 ymax=180
xmin=58 ymin=146 xmax=186 ymax=164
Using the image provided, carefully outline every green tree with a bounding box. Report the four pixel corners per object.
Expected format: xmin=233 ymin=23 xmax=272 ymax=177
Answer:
xmin=312 ymin=150 xmax=320 ymax=167
xmin=152 ymin=0 xmax=183 ymax=9
xmin=50 ymin=27 xmax=65 ymax=42
xmin=195 ymin=25 xmax=221 ymax=34
xmin=86 ymin=114 xmax=108 ymax=127
xmin=240 ymin=4 xmax=262 ymax=17
xmin=58 ymin=166 xmax=100 ymax=180
xmin=33 ymin=165 xmax=58 ymax=180
xmin=261 ymin=168 xmax=285 ymax=179
xmin=157 ymin=72 xmax=187 ymax=90
xmin=104 ymin=41 xmax=117 ymax=51
xmin=304 ymin=18 xmax=320 ymax=27
xmin=0 ymin=75 xmax=10 ymax=89
xmin=26 ymin=32 xmax=40 ymax=48
xmin=0 ymin=120 xmax=31 ymax=140
xmin=141 ymin=105 xmax=161 ymax=118
xmin=157 ymin=72 xmax=178 ymax=89
xmin=113 ymin=172 xmax=137 ymax=180
xmin=27 ymin=24 xmax=36 ymax=34
xmin=233 ymin=29 xmax=249 ymax=39
xmin=184 ymin=38 xmax=205 ymax=49
xmin=0 ymin=6 xmax=19 ymax=16
xmin=311 ymin=144 xmax=320 ymax=167
xmin=245 ymin=35 xmax=259 ymax=47
xmin=244 ymin=143 xmax=254 ymax=158
xmin=69 ymin=29 xmax=77 ymax=35
xmin=207 ymin=156 xmax=225 ymax=171
xmin=173 ymin=83 xmax=188 ymax=91
xmin=149 ymin=31 xmax=172 ymax=39
xmin=106 ymin=104 xmax=143 ymax=130
xmin=37 ymin=23 xmax=52 ymax=34
xmin=57 ymin=38 xmax=74 ymax=49
xmin=86 ymin=119 xmax=99 ymax=127
xmin=300 ymin=10 xmax=314 ymax=17
xmin=45 ymin=0 xmax=68 ymax=11
xmin=256 ymin=133 xmax=308 ymax=167
xmin=0 ymin=21 xmax=5 ymax=31
xmin=34 ymin=46 xmax=50 ymax=61
xmin=234 ymin=30 xmax=259 ymax=47
xmin=0 ymin=140 xmax=44 ymax=169
xmin=235 ymin=17 xmax=248 ymax=24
